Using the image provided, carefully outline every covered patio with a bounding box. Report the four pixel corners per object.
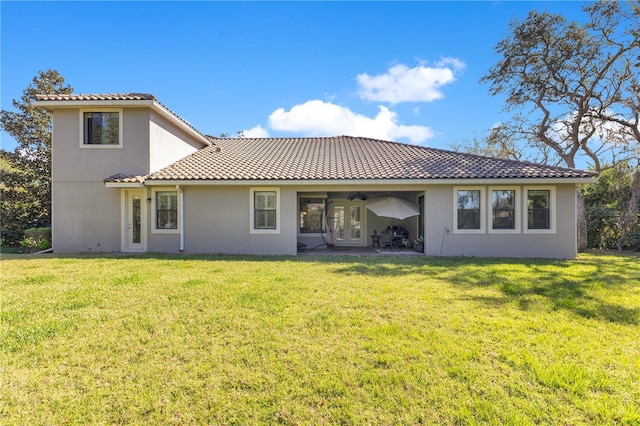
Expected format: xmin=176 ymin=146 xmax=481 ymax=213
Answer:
xmin=297 ymin=190 xmax=425 ymax=254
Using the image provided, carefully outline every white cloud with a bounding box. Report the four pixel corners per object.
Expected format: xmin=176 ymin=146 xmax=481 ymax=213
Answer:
xmin=268 ymin=99 xmax=434 ymax=144
xmin=242 ymin=124 xmax=269 ymax=138
xmin=437 ymin=57 xmax=466 ymax=73
xmin=356 ymin=61 xmax=465 ymax=104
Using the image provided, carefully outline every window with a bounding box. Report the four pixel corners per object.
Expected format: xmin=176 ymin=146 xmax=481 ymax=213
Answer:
xmin=490 ymin=188 xmax=520 ymax=232
xmin=79 ymin=109 xmax=122 ymax=147
xmin=255 ymin=191 xmax=276 ymax=229
xmin=250 ymin=188 xmax=280 ymax=233
xmin=527 ymin=189 xmax=551 ymax=230
xmin=523 ymin=187 xmax=555 ymax=234
xmin=156 ymin=191 xmax=178 ymax=230
xmin=299 ymin=198 xmax=326 ymax=233
xmin=454 ymin=188 xmax=485 ymax=233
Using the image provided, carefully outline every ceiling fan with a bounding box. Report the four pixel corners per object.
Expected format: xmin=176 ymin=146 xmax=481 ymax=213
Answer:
xmin=347 ymin=192 xmax=368 ymax=201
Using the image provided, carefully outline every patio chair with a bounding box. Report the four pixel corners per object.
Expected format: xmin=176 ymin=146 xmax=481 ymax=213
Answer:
xmin=379 ymin=232 xmax=397 ymax=251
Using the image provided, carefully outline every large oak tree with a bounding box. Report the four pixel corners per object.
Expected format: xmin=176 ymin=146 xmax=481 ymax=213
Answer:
xmin=481 ymin=0 xmax=640 ymax=250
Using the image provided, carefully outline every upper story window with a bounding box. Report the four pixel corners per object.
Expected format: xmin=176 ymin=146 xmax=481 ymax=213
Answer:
xmin=79 ymin=108 xmax=123 ymax=148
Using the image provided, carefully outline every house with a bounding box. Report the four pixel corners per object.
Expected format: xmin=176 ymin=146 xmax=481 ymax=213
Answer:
xmin=34 ymin=93 xmax=597 ymax=258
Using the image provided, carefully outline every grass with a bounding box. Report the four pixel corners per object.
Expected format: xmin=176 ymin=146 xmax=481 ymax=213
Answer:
xmin=1 ymin=253 xmax=639 ymax=425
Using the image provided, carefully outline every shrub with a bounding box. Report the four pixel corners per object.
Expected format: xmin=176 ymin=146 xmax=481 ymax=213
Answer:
xmin=1 ymin=229 xmax=24 ymax=247
xmin=20 ymin=227 xmax=51 ymax=250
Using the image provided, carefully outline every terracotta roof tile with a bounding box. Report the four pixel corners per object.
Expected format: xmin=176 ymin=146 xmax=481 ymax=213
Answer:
xmin=104 ymin=173 xmax=146 ymax=184
xmin=145 ymin=136 xmax=597 ymax=181
xmin=35 ymin=93 xmax=156 ymax=101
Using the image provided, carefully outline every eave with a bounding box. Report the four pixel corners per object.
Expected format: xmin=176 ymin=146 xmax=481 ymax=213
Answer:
xmin=141 ymin=177 xmax=598 ymax=186
xmin=105 ymin=182 xmax=146 ymax=188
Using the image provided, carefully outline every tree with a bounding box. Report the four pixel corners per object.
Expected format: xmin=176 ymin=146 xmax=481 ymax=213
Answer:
xmin=582 ymin=161 xmax=640 ymax=251
xmin=0 ymin=69 xmax=72 ymax=245
xmin=480 ymin=0 xmax=640 ymax=251
xmin=452 ymin=127 xmax=542 ymax=161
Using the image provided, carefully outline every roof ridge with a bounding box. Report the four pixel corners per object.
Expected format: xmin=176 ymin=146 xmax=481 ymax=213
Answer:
xmin=188 ymin=135 xmax=593 ymax=173
xmin=134 ymin=136 xmax=597 ymax=182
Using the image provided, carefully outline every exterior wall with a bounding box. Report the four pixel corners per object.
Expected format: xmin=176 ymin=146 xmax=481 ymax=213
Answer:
xmin=147 ymin=183 xmax=576 ymax=257
xmin=174 ymin=186 xmax=297 ymax=255
xmin=149 ymin=110 xmax=202 ymax=173
xmin=423 ymin=184 xmax=577 ymax=259
xmin=52 ymin=182 xmax=121 ymax=252
xmin=51 ymin=108 xmax=151 ymax=182
xmin=51 ymin=108 xmax=152 ymax=252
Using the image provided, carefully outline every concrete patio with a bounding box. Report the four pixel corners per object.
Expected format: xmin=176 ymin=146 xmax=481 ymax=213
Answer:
xmin=298 ymin=246 xmax=425 ymax=256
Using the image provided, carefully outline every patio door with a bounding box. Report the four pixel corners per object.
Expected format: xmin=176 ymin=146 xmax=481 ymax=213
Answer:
xmin=332 ymin=200 xmax=365 ymax=246
xmin=123 ymin=189 xmax=147 ymax=252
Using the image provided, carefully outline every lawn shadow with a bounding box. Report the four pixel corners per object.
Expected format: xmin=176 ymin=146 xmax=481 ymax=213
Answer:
xmin=441 ymin=257 xmax=639 ymax=326
xmin=6 ymin=252 xmax=637 ymax=325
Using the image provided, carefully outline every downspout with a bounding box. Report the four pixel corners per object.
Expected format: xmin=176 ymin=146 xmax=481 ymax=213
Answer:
xmin=177 ymin=185 xmax=184 ymax=252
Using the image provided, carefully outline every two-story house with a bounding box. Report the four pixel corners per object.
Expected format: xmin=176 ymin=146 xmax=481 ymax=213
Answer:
xmin=35 ymin=93 xmax=597 ymax=258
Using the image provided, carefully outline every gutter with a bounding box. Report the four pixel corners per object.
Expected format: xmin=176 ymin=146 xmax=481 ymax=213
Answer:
xmin=143 ymin=177 xmax=599 ymax=186
xmin=177 ymin=185 xmax=184 ymax=252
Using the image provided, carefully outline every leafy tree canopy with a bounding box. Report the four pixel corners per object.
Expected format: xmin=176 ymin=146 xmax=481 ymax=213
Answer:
xmin=481 ymin=0 xmax=640 ymax=172
xmin=0 ymin=69 xmax=72 ymax=245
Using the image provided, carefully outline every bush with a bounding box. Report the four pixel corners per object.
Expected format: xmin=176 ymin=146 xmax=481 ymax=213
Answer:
xmin=20 ymin=227 xmax=51 ymax=250
xmin=582 ymin=162 xmax=640 ymax=252
xmin=1 ymin=229 xmax=24 ymax=247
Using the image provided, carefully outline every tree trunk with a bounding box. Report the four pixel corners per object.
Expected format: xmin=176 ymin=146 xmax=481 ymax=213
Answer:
xmin=617 ymin=167 xmax=640 ymax=251
xmin=576 ymin=190 xmax=588 ymax=253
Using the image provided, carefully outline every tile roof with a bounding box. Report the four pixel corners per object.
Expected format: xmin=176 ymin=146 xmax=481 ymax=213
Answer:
xmin=35 ymin=93 xmax=156 ymax=101
xmin=103 ymin=174 xmax=146 ymax=184
xmin=143 ymin=136 xmax=597 ymax=182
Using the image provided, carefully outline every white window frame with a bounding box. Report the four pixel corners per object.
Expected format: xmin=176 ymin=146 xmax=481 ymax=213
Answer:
xmin=250 ymin=187 xmax=280 ymax=234
xmin=523 ymin=186 xmax=556 ymax=234
xmin=488 ymin=186 xmax=521 ymax=234
xmin=453 ymin=186 xmax=486 ymax=234
xmin=151 ymin=187 xmax=180 ymax=234
xmin=79 ymin=108 xmax=123 ymax=148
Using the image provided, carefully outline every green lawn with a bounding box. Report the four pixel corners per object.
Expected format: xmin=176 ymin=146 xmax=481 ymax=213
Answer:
xmin=1 ymin=253 xmax=639 ymax=425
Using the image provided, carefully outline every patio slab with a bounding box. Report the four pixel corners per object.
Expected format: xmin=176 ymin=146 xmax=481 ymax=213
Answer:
xmin=299 ymin=246 xmax=424 ymax=256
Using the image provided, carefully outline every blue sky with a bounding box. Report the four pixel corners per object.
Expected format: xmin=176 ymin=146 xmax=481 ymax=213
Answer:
xmin=1 ymin=1 xmax=591 ymax=152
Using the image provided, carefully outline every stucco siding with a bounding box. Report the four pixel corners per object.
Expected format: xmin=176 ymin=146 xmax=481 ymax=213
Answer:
xmin=175 ymin=186 xmax=297 ymax=255
xmin=51 ymin=108 xmax=151 ymax=182
xmin=424 ymin=184 xmax=577 ymax=258
xmin=149 ymin=110 xmax=202 ymax=173
xmin=51 ymin=107 xmax=152 ymax=253
xmin=52 ymin=182 xmax=121 ymax=252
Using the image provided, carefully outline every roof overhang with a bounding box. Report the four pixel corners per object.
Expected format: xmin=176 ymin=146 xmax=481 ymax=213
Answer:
xmin=33 ymin=99 xmax=211 ymax=148
xmin=105 ymin=182 xmax=146 ymax=188
xmin=142 ymin=177 xmax=598 ymax=186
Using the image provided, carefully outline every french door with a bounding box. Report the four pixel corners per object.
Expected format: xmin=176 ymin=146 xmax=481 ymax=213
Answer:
xmin=331 ymin=200 xmax=365 ymax=246
xmin=123 ymin=190 xmax=147 ymax=252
